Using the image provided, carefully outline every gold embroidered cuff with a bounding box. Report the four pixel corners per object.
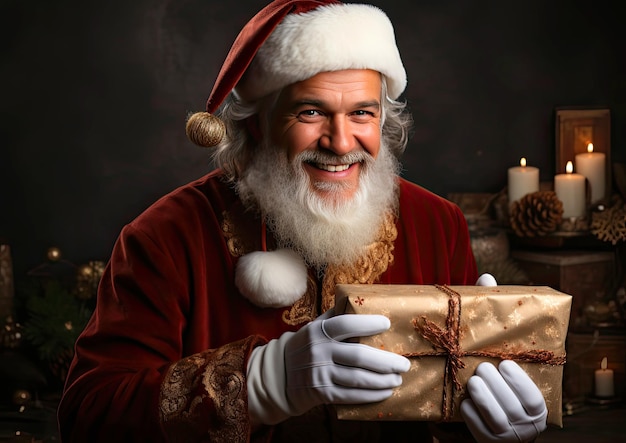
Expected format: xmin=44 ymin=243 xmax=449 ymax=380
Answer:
xmin=159 ymin=336 xmax=264 ymax=442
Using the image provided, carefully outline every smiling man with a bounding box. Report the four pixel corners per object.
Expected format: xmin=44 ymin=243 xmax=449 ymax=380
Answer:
xmin=58 ymin=1 xmax=548 ymax=443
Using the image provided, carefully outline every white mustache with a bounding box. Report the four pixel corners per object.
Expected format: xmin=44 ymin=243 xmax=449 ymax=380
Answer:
xmin=295 ymin=150 xmax=372 ymax=166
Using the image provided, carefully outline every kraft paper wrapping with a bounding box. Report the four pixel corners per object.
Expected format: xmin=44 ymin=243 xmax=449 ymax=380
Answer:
xmin=335 ymin=284 xmax=572 ymax=427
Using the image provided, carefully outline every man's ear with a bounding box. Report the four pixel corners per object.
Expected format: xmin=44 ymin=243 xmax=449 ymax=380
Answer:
xmin=245 ymin=115 xmax=263 ymax=143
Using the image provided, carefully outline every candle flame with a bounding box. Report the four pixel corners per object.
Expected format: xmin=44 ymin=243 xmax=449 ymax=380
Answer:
xmin=566 ymin=161 xmax=573 ymax=174
xmin=601 ymin=357 xmax=608 ymax=370
xmin=520 ymin=157 xmax=527 ymax=167
xmin=587 ymin=143 xmax=594 ymax=153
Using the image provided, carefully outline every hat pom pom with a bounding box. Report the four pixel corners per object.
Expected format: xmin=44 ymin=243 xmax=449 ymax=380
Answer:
xmin=186 ymin=111 xmax=226 ymax=147
xmin=235 ymin=249 xmax=308 ymax=308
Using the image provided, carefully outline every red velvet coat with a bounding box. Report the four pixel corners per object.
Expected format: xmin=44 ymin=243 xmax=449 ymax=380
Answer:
xmin=58 ymin=170 xmax=477 ymax=442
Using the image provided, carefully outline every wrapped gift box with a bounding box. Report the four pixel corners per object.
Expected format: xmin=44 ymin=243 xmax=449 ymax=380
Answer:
xmin=335 ymin=284 xmax=572 ymax=427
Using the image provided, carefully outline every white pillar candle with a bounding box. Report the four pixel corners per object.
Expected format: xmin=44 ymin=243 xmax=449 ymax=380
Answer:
xmin=594 ymin=357 xmax=615 ymax=397
xmin=508 ymin=157 xmax=539 ymax=205
xmin=554 ymin=161 xmax=586 ymax=218
xmin=575 ymin=143 xmax=606 ymax=204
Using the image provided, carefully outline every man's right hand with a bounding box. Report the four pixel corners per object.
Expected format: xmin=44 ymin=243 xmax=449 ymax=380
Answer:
xmin=247 ymin=310 xmax=410 ymax=425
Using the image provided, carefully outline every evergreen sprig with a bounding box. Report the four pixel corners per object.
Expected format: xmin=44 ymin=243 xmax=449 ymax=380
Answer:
xmin=22 ymin=280 xmax=91 ymax=362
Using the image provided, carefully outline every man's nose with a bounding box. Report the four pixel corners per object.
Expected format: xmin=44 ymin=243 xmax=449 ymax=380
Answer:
xmin=319 ymin=116 xmax=354 ymax=155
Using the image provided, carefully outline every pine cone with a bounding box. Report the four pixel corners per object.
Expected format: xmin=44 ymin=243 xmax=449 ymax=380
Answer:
xmin=591 ymin=196 xmax=626 ymax=245
xmin=510 ymin=191 xmax=564 ymax=237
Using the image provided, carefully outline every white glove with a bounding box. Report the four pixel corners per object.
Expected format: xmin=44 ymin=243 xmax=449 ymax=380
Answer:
xmin=461 ymin=360 xmax=548 ymax=443
xmin=476 ymin=273 xmax=497 ymax=286
xmin=247 ymin=309 xmax=411 ymax=425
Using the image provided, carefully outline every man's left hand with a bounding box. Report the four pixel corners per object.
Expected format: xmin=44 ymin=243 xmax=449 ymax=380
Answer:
xmin=460 ymin=360 xmax=548 ymax=443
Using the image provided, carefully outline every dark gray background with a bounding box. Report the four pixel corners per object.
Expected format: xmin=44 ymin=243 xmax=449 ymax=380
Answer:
xmin=2 ymin=0 xmax=625 ymax=275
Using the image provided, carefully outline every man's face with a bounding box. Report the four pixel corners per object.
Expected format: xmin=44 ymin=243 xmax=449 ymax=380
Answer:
xmin=238 ymin=69 xmax=399 ymax=268
xmin=269 ymin=69 xmax=382 ymax=204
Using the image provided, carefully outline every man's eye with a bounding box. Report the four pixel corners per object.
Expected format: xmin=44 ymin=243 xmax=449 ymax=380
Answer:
xmin=299 ymin=110 xmax=321 ymax=117
xmin=297 ymin=109 xmax=324 ymax=121
xmin=353 ymin=110 xmax=374 ymax=117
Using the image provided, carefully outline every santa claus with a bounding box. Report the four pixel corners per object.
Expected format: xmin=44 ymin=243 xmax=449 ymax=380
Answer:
xmin=58 ymin=2 xmax=546 ymax=442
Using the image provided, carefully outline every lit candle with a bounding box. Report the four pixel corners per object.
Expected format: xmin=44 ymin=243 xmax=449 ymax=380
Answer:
xmin=554 ymin=161 xmax=586 ymax=218
xmin=575 ymin=143 xmax=606 ymax=204
xmin=594 ymin=357 xmax=615 ymax=397
xmin=508 ymin=157 xmax=539 ymax=205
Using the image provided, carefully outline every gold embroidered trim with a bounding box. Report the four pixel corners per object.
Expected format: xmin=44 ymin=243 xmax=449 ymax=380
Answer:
xmin=222 ymin=210 xmax=246 ymax=258
xmin=282 ymin=273 xmax=318 ymax=325
xmin=160 ymin=342 xmax=248 ymax=442
xmin=321 ymin=212 xmax=397 ymax=313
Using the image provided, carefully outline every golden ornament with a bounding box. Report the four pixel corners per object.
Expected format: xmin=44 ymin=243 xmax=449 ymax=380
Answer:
xmin=12 ymin=389 xmax=31 ymax=406
xmin=1 ymin=316 xmax=23 ymax=349
xmin=47 ymin=247 xmax=62 ymax=262
xmin=78 ymin=263 xmax=94 ymax=277
xmin=185 ymin=111 xmax=226 ymax=147
xmin=74 ymin=260 xmax=106 ymax=300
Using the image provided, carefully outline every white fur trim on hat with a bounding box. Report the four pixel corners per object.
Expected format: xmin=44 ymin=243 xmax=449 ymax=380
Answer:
xmin=235 ymin=248 xmax=308 ymax=308
xmin=236 ymin=3 xmax=406 ymax=102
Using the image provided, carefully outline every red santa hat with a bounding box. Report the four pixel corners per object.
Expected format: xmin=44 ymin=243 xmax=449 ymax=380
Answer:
xmin=186 ymin=0 xmax=407 ymax=148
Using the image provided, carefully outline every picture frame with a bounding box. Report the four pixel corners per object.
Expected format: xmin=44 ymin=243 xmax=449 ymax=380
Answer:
xmin=555 ymin=107 xmax=611 ymax=202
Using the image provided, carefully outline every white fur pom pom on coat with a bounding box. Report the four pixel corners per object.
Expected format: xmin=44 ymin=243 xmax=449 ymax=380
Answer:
xmin=235 ymin=248 xmax=308 ymax=308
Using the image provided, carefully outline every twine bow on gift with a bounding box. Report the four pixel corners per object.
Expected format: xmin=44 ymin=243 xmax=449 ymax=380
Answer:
xmin=404 ymin=284 xmax=566 ymax=421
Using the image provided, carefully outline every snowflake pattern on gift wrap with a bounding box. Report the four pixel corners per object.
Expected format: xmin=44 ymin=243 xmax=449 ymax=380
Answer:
xmin=407 ymin=330 xmax=418 ymax=345
xmin=419 ymin=400 xmax=436 ymax=418
xmin=425 ymin=367 xmax=440 ymax=391
xmin=466 ymin=300 xmax=499 ymax=341
xmin=544 ymin=323 xmax=560 ymax=339
xmin=483 ymin=308 xmax=498 ymax=327
xmin=466 ymin=308 xmax=478 ymax=322
xmin=540 ymin=295 xmax=562 ymax=314
xmin=391 ymin=341 xmax=407 ymax=354
xmin=508 ymin=309 xmax=523 ymax=326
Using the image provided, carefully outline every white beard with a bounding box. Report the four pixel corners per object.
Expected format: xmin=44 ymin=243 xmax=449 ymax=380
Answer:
xmin=237 ymin=141 xmax=400 ymax=270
